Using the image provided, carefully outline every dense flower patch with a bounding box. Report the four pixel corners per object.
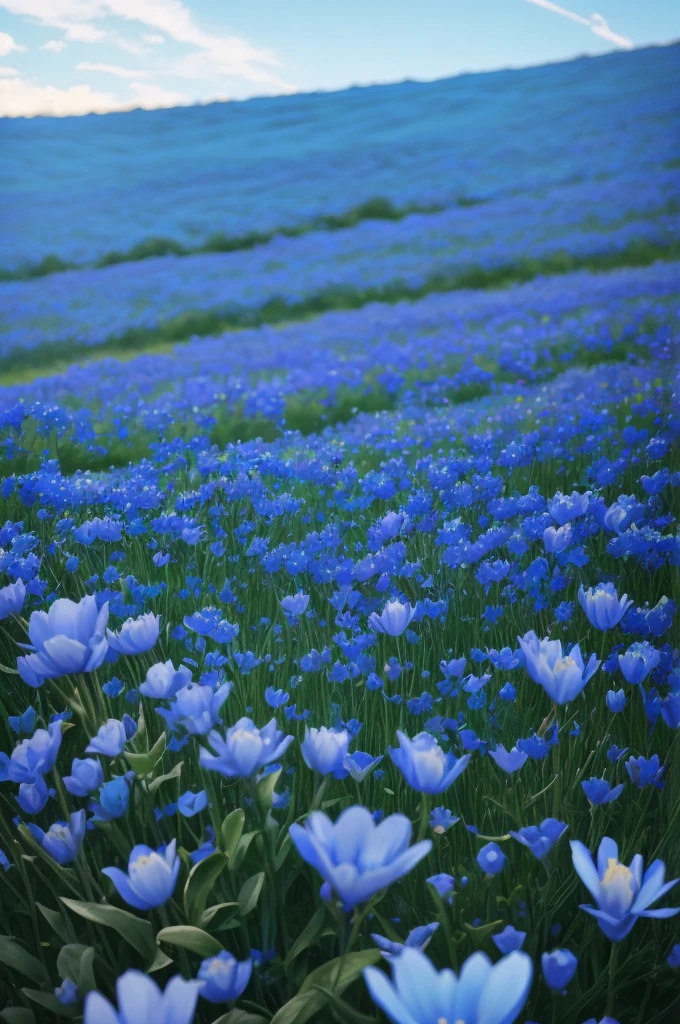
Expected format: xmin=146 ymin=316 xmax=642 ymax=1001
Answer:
xmin=1 ymin=41 xmax=679 ymax=1024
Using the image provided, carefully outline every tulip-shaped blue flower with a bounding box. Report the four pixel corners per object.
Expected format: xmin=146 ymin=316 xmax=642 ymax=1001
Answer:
xmin=86 ymin=718 xmax=128 ymax=757
xmin=27 ymin=810 xmax=86 ymax=865
xmin=488 ymin=744 xmax=528 ymax=774
xmin=368 ymin=599 xmax=415 ymax=637
xmin=107 ymin=612 xmax=160 ymax=655
xmin=579 ymin=584 xmax=632 ymax=632
xmin=363 ymin=947 xmax=533 ymax=1024
xmin=197 ymin=950 xmax=252 ymax=1003
xmin=618 ymin=642 xmax=660 ymax=685
xmin=388 ymin=730 xmax=470 ymax=794
xmin=200 ymin=717 xmax=293 ymax=778
xmin=626 ymin=753 xmax=664 ymax=789
xmin=103 ymin=839 xmax=180 ymax=910
xmin=344 ymin=750 xmax=383 ymax=782
xmin=280 ymin=592 xmax=310 ymax=618
xmin=0 ymin=721 xmax=62 ymax=784
xmin=290 ymin=805 xmax=431 ymax=907
xmin=581 ymin=778 xmax=624 ymax=805
xmin=518 ymin=630 xmax=599 ymax=705
xmin=84 ymin=970 xmax=201 ymax=1024
xmin=140 ymin=660 xmax=192 ymax=699
xmin=63 ymin=757 xmax=104 ymax=797
xmin=477 ymin=842 xmax=506 ymax=875
xmin=157 ymin=682 xmax=231 ymax=735
xmin=492 ymin=925 xmax=526 ymax=953
xmin=301 ymin=726 xmax=350 ymax=777
xmin=510 ymin=818 xmax=568 ymax=859
xmin=571 ymin=836 xmax=680 ymax=940
xmin=542 ymin=949 xmax=578 ymax=989
xmin=0 ymin=579 xmax=26 ymax=620
xmin=17 ymin=595 xmax=109 ymax=686
xmin=17 ymin=776 xmax=50 ymax=814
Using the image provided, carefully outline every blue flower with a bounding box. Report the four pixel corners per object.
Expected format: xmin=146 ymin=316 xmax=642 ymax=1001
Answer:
xmin=606 ymin=689 xmax=626 ymax=713
xmin=388 ymin=730 xmax=470 ymax=794
xmin=625 ymin=753 xmax=664 ymax=789
xmin=289 ymin=805 xmax=431 ymax=908
xmin=429 ymin=806 xmax=459 ymax=834
xmin=97 ymin=776 xmax=131 ymax=820
xmin=581 ymin=778 xmax=625 ymax=805
xmin=488 ymin=744 xmax=528 ymax=774
xmin=157 ymin=682 xmax=231 ymax=735
xmin=477 ymin=842 xmax=507 ymax=875
xmin=571 ymin=836 xmax=680 ymax=941
xmin=0 ymin=721 xmax=62 ymax=784
xmin=264 ymin=686 xmax=289 ymax=708
xmin=492 ymin=925 xmax=526 ymax=953
xmin=0 ymin=579 xmax=26 ymax=620
xmin=518 ymin=630 xmax=599 ymax=705
xmin=107 ymin=612 xmax=160 ymax=655
xmin=84 ymin=970 xmax=201 ymax=1024
xmin=344 ymin=750 xmax=384 ymax=782
xmin=578 ymin=583 xmax=632 ymax=631
xmin=363 ymin=948 xmax=533 ymax=1024
xmin=372 ymin=922 xmax=439 ymax=961
xmin=667 ymin=944 xmax=680 ymax=969
xmin=55 ymin=977 xmax=79 ymax=1005
xmin=63 ymin=757 xmax=104 ymax=797
xmin=301 ymin=726 xmax=350 ymax=778
xmin=197 ymin=950 xmax=252 ymax=1003
xmin=280 ymin=592 xmax=310 ymax=618
xmin=177 ymin=790 xmax=208 ymax=817
xmin=426 ymin=873 xmax=455 ymax=899
xmin=542 ymin=949 xmax=578 ymax=989
xmin=18 ymin=595 xmax=109 ymax=686
xmin=17 ymin=776 xmax=50 ymax=814
xmin=510 ymin=819 xmax=567 ymax=859
xmin=200 ymin=717 xmax=293 ymax=778
xmin=140 ymin=660 xmax=192 ymax=699
xmin=103 ymin=840 xmax=180 ymax=910
xmin=8 ymin=705 xmax=37 ymax=736
xmin=548 ymin=490 xmax=590 ymax=525
xmin=543 ymin=523 xmax=573 ymax=554
xmin=86 ymin=718 xmax=128 ymax=758
xmin=27 ymin=810 xmax=86 ymax=865
xmin=618 ymin=642 xmax=660 ymax=685
xmin=368 ymin=599 xmax=415 ymax=637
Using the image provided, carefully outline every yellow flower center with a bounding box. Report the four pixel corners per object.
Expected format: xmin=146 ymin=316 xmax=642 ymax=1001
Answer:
xmin=602 ymin=858 xmax=633 ymax=889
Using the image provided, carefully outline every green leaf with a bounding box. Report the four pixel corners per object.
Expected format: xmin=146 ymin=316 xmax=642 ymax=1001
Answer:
xmin=284 ymin=907 xmax=325 ymax=967
xmin=231 ymin=831 xmax=259 ymax=872
xmin=210 ymin=1012 xmax=270 ymax=1024
xmin=36 ymin=903 xmax=75 ymax=945
xmin=310 ymin=985 xmax=377 ymax=1024
xmin=270 ymin=949 xmax=380 ymax=1024
xmin=0 ymin=1008 xmax=36 ymax=1024
xmin=125 ymin=731 xmax=166 ymax=776
xmin=274 ymin=833 xmax=292 ymax=872
xmin=254 ymin=769 xmax=281 ymax=812
xmin=220 ymin=808 xmax=245 ymax=859
xmin=156 ymin=925 xmax=223 ymax=958
xmin=61 ymin=898 xmax=156 ymax=963
xmin=21 ymin=990 xmax=78 ymax=1019
xmin=237 ymin=872 xmax=265 ymax=916
xmin=149 ymin=948 xmax=174 ymax=973
xmin=57 ymin=944 xmax=96 ymax=995
xmin=184 ymin=851 xmax=229 ymax=924
xmin=148 ymin=760 xmax=183 ymax=795
xmin=462 ymin=918 xmax=503 ymax=946
xmin=0 ymin=936 xmax=49 ymax=985
xmin=199 ymin=902 xmax=240 ymax=930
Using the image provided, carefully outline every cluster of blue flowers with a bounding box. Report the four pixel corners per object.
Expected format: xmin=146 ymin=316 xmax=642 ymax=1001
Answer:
xmin=0 ymin=41 xmax=679 ymax=1024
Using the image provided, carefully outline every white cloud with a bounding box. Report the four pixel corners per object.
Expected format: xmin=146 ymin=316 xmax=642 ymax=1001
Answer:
xmin=0 ymin=64 xmax=19 ymax=76
xmin=0 ymin=76 xmax=121 ymax=115
xmin=0 ymin=1 xmax=291 ymax=89
xmin=0 ymin=30 xmax=26 ymax=55
xmin=40 ymin=39 xmax=66 ymax=51
xmin=142 ymin=33 xmax=164 ymax=44
xmin=523 ymin=0 xmax=633 ymax=50
xmin=0 ymin=72 xmax=188 ymax=115
xmin=77 ymin=60 xmax=150 ymax=79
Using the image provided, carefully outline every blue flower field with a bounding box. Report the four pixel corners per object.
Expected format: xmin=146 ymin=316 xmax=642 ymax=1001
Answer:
xmin=0 ymin=42 xmax=678 ymax=1024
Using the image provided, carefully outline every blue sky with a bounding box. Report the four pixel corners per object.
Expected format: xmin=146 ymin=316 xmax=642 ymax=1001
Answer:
xmin=0 ymin=0 xmax=678 ymax=117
